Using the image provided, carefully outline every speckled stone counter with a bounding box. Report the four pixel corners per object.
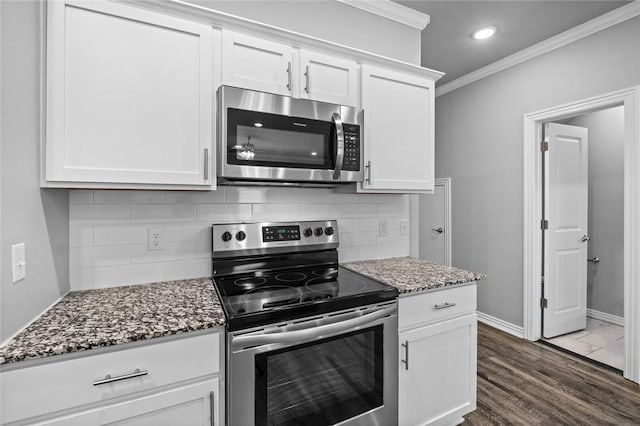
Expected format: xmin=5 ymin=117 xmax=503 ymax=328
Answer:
xmin=341 ymin=257 xmax=486 ymax=294
xmin=0 ymin=278 xmax=225 ymax=366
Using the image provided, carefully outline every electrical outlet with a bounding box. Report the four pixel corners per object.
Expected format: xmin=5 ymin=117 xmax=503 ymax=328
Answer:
xmin=379 ymin=219 xmax=389 ymax=237
xmin=11 ymin=243 xmax=26 ymax=283
xmin=400 ymin=219 xmax=409 ymax=236
xmin=148 ymin=227 xmax=164 ymax=251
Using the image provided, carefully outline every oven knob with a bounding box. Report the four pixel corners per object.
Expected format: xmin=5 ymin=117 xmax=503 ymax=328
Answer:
xmin=221 ymin=231 xmax=232 ymax=242
xmin=314 ymin=227 xmax=324 ymax=236
xmin=303 ymin=228 xmax=313 ymax=237
xmin=236 ymin=231 xmax=246 ymax=241
xmin=325 ymin=226 xmax=334 ymax=236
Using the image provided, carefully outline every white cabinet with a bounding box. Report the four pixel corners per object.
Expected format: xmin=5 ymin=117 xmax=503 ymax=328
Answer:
xmin=222 ymin=30 xmax=359 ymax=106
xmin=398 ymin=284 xmax=477 ymax=426
xmin=44 ymin=0 xmax=214 ymax=189
xmin=360 ymin=65 xmax=435 ymax=193
xmin=1 ymin=331 xmax=223 ymax=426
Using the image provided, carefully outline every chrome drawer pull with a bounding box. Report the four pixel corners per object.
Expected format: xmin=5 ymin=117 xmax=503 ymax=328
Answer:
xmin=401 ymin=341 xmax=409 ymax=370
xmin=93 ymin=368 xmax=148 ymax=386
xmin=434 ymin=302 xmax=456 ymax=310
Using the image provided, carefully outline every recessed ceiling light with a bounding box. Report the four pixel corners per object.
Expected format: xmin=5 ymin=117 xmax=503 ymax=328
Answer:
xmin=473 ymin=26 xmax=497 ymax=40
xmin=254 ymin=121 xmax=263 ymax=128
xmin=310 ymin=152 xmax=318 ymax=156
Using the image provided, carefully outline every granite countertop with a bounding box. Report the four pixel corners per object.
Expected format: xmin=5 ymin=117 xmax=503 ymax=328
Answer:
xmin=341 ymin=257 xmax=487 ymax=294
xmin=0 ymin=278 xmax=225 ymax=366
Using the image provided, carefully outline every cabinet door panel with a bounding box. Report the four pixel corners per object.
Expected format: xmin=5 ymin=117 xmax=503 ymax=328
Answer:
xmin=361 ymin=65 xmax=434 ymax=192
xmin=222 ymin=30 xmax=293 ymax=96
xmin=399 ymin=314 xmax=477 ymax=426
xmin=46 ymin=0 xmax=213 ymax=186
xmin=300 ymin=50 xmax=358 ymax=106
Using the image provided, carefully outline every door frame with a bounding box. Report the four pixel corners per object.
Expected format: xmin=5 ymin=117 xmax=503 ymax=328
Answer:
xmin=522 ymin=86 xmax=640 ymax=382
xmin=435 ymin=178 xmax=452 ymax=266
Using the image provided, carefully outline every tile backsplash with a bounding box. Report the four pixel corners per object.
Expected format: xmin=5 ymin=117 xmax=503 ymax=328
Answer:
xmin=69 ymin=187 xmax=410 ymax=290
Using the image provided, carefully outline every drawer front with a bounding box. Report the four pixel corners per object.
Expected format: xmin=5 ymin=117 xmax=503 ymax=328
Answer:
xmin=399 ymin=284 xmax=476 ymax=330
xmin=1 ymin=331 xmax=220 ymax=424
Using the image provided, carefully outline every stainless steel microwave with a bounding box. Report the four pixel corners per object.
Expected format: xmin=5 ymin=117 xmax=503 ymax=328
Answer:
xmin=218 ymin=86 xmax=363 ymax=185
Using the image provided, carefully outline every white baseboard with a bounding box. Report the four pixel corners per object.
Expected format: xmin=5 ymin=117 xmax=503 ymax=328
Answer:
xmin=477 ymin=311 xmax=524 ymax=338
xmin=587 ymin=308 xmax=624 ymax=327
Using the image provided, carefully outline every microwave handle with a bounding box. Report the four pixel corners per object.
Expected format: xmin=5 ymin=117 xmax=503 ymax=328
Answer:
xmin=332 ymin=112 xmax=344 ymax=180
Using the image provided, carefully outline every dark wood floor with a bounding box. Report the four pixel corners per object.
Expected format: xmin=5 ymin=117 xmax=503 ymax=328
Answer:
xmin=465 ymin=323 xmax=640 ymax=425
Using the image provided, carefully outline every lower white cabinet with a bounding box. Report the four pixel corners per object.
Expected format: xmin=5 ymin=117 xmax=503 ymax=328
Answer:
xmin=398 ymin=284 xmax=477 ymax=426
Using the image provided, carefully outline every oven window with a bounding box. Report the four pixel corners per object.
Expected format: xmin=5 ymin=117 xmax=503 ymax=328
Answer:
xmin=255 ymin=326 xmax=384 ymax=426
xmin=227 ymin=108 xmax=334 ymax=169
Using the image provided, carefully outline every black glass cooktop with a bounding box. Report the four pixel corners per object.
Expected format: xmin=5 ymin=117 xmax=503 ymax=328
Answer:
xmin=214 ymin=266 xmax=398 ymax=331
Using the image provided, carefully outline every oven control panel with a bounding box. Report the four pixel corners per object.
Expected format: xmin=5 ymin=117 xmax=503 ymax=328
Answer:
xmin=213 ymin=220 xmax=339 ymax=257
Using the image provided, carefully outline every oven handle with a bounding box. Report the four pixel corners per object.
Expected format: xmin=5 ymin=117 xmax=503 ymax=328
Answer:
xmin=332 ymin=112 xmax=344 ymax=181
xmin=232 ymin=304 xmax=395 ymax=350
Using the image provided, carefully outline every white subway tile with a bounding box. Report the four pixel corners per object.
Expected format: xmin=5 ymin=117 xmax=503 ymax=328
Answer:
xmin=253 ymin=204 xmax=301 ymax=221
xmin=93 ymin=190 xmax=166 ymax=204
xmin=323 ymin=192 xmax=358 ymax=204
xmin=340 ymin=232 xmax=359 ymax=248
xmin=195 ymin=239 xmax=212 ymax=258
xmin=298 ymin=204 xmax=330 ymax=220
xmin=377 ymin=202 xmax=408 ymax=217
xmin=165 ymin=223 xmax=210 ymax=242
xmin=164 ymin=259 xmax=212 ymax=281
xmin=69 ymin=268 xmax=94 ymax=291
xmin=131 ymin=204 xmax=196 ymax=223
xmin=325 ymin=204 xmax=341 ymax=219
xmin=359 ymin=245 xmax=386 ymax=261
xmin=341 ymin=203 xmax=377 ymax=218
xmin=359 ymin=218 xmax=379 ymax=232
xmin=165 ymin=190 xmax=225 ymax=204
xmin=130 ymin=241 xmax=197 ymax=264
xmin=93 ymin=263 xmax=165 ymax=288
xmin=338 ymin=218 xmax=359 ymax=233
xmin=69 ymin=190 xmax=94 ymax=205
xmin=197 ymin=204 xmax=252 ymax=222
xmin=226 ymin=187 xmax=277 ymax=204
xmin=70 ymin=204 xmax=130 ymax=224
xmin=277 ymin=187 xmax=326 ymax=204
xmin=338 ymin=247 xmax=360 ymax=262
xmin=70 ymin=225 xmax=93 ymax=247
xmin=70 ymin=245 xmax=131 ymax=269
xmin=94 ymin=224 xmax=148 ymax=246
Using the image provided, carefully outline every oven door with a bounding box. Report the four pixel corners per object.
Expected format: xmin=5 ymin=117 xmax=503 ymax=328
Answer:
xmin=227 ymin=302 xmax=398 ymax=426
xmin=219 ymin=86 xmax=362 ymax=183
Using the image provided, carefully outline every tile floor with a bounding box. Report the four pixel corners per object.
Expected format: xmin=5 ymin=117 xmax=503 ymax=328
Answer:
xmin=544 ymin=317 xmax=624 ymax=370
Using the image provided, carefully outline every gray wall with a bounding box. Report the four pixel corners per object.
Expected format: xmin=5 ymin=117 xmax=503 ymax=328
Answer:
xmin=1 ymin=0 xmax=69 ymax=343
xmin=187 ymin=0 xmax=421 ymax=65
xmin=566 ymin=107 xmax=624 ymax=318
xmin=435 ymin=16 xmax=640 ymax=327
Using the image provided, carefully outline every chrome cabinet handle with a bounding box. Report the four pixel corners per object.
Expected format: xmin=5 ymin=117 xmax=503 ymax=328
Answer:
xmin=210 ymin=391 xmax=215 ymax=426
xmin=204 ymin=148 xmax=209 ymax=181
xmin=93 ymin=368 xmax=148 ymax=386
xmin=588 ymin=257 xmax=600 ymax=263
xmin=581 ymin=235 xmax=590 ymax=242
xmin=434 ymin=302 xmax=456 ymax=310
xmin=304 ymin=65 xmax=310 ymax=93
xmin=365 ymin=160 xmax=372 ymax=184
xmin=401 ymin=341 xmax=409 ymax=370
xmin=332 ymin=113 xmax=344 ymax=180
xmin=286 ymin=61 xmax=292 ymax=91
xmin=431 ymin=227 xmax=444 ymax=234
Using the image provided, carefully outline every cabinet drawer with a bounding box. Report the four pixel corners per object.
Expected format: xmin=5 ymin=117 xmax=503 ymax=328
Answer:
xmin=1 ymin=331 xmax=220 ymax=424
xmin=399 ymin=284 xmax=476 ymax=330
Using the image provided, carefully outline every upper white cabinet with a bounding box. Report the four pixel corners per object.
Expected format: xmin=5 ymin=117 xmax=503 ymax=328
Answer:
xmin=44 ymin=0 xmax=214 ymax=188
xmin=360 ymin=65 xmax=435 ymax=193
xmin=222 ymin=30 xmax=359 ymax=106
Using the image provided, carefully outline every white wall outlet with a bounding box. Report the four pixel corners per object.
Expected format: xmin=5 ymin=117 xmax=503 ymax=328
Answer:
xmin=11 ymin=243 xmax=26 ymax=283
xmin=148 ymin=227 xmax=164 ymax=251
xmin=400 ymin=219 xmax=409 ymax=236
xmin=379 ymin=219 xmax=389 ymax=237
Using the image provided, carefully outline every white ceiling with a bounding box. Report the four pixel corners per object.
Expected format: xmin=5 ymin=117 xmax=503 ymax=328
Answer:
xmin=395 ymin=1 xmax=631 ymax=85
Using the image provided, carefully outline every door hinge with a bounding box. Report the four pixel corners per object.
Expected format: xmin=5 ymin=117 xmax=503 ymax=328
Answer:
xmin=541 ymin=140 xmax=549 ymax=152
xmin=541 ymin=219 xmax=549 ymax=230
xmin=540 ymin=297 xmax=548 ymax=309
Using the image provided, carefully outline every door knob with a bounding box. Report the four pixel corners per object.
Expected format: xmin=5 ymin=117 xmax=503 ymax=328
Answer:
xmin=587 ymin=257 xmax=600 ymax=263
xmin=431 ymin=227 xmax=444 ymax=234
xmin=581 ymin=235 xmax=590 ymax=242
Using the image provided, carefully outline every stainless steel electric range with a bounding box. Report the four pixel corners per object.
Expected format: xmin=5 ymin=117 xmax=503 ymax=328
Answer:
xmin=211 ymin=220 xmax=398 ymax=426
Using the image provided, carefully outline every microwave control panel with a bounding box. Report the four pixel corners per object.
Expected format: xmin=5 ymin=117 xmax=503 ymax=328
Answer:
xmin=342 ymin=124 xmax=360 ymax=172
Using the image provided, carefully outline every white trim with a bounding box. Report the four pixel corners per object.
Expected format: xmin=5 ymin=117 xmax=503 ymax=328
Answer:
xmin=436 ymin=178 xmax=452 ymax=267
xmin=522 ymin=86 xmax=640 ymax=384
xmin=336 ymin=0 xmax=430 ymax=30
xmin=436 ymin=1 xmax=640 ymax=97
xmin=477 ymin=311 xmax=524 ymax=339
xmin=587 ymin=308 xmax=624 ymax=327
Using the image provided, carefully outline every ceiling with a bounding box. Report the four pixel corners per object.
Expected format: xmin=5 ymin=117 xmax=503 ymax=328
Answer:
xmin=395 ymin=1 xmax=631 ymax=85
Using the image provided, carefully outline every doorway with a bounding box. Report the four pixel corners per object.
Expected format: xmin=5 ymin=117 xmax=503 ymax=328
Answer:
xmin=541 ymin=108 xmax=624 ymax=371
xmin=522 ymin=86 xmax=640 ymax=383
xmin=418 ymin=178 xmax=451 ymax=265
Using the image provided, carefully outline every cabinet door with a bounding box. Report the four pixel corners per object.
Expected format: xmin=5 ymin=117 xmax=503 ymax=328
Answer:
xmin=38 ymin=379 xmax=219 ymax=426
xmin=361 ymin=65 xmax=435 ymax=192
xmin=399 ymin=314 xmax=477 ymax=426
xmin=45 ymin=0 xmax=213 ymax=188
xmin=222 ymin=30 xmax=293 ymax=96
xmin=299 ymin=50 xmax=358 ymax=106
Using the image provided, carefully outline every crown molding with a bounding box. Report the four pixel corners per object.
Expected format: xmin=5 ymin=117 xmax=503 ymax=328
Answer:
xmin=336 ymin=0 xmax=430 ymax=30
xmin=436 ymin=1 xmax=640 ymax=97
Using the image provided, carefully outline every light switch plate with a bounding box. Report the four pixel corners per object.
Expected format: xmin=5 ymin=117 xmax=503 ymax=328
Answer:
xmin=379 ymin=219 xmax=389 ymax=237
xmin=11 ymin=243 xmax=26 ymax=283
xmin=400 ymin=219 xmax=409 ymax=236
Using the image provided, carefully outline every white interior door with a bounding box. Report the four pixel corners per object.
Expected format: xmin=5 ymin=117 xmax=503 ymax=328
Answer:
xmin=543 ymin=122 xmax=589 ymax=338
xmin=419 ymin=179 xmax=451 ymax=265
